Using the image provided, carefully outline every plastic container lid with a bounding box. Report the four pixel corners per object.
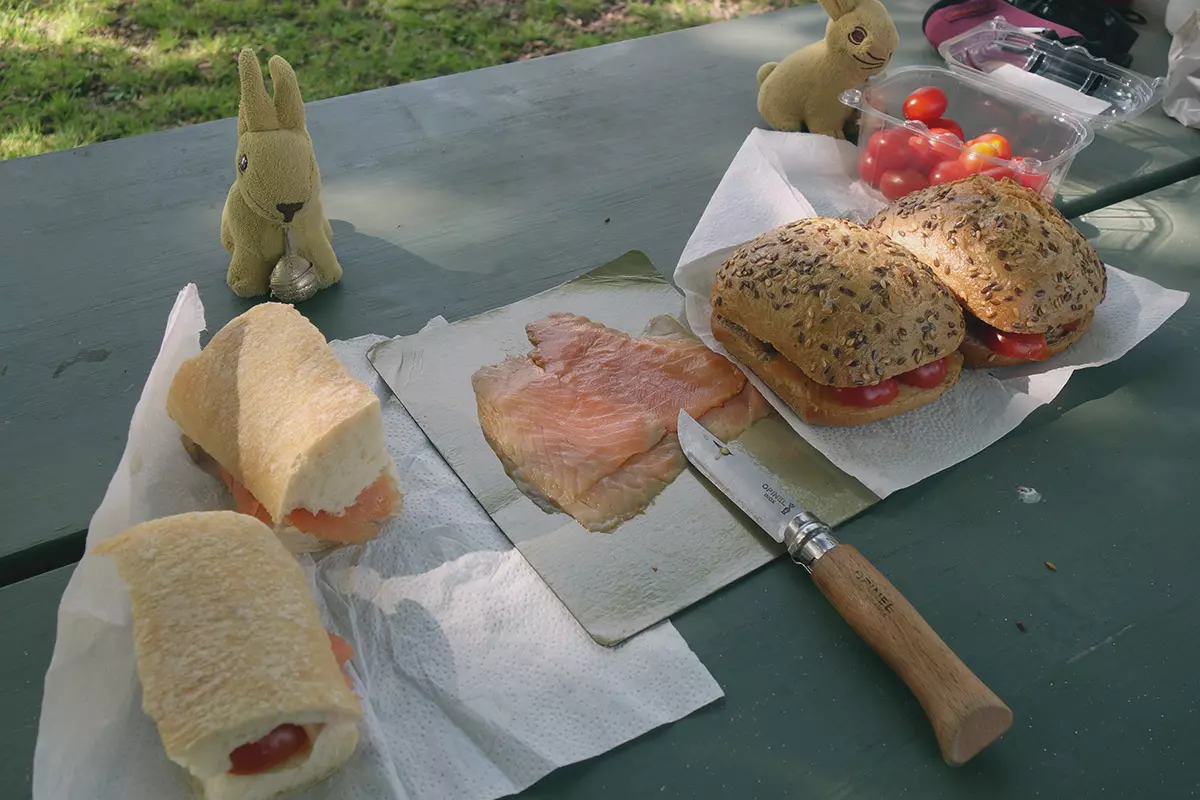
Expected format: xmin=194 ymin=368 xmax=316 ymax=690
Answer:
xmin=937 ymin=18 xmax=1166 ymax=128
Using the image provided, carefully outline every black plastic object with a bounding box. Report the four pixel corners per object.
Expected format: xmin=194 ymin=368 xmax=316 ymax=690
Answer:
xmin=1007 ymin=0 xmax=1141 ymax=67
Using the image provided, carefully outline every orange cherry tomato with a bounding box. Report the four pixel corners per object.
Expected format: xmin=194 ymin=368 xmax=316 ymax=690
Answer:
xmin=974 ymin=133 xmax=1013 ymax=159
xmin=960 ymin=141 xmax=1001 ymax=174
xmin=829 ymin=379 xmax=900 ymax=408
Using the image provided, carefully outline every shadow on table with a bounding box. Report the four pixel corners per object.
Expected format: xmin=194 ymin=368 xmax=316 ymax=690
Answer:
xmin=286 ymin=219 xmax=449 ymax=337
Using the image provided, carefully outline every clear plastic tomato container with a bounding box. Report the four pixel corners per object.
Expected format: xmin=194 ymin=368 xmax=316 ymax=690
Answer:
xmin=839 ymin=19 xmax=1163 ymax=202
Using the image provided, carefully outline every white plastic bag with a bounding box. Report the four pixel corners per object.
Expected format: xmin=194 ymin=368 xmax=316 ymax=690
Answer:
xmin=1163 ymin=8 xmax=1200 ymax=127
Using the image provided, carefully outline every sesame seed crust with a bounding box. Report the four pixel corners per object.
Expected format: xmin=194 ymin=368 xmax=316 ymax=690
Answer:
xmin=866 ymin=175 xmax=1107 ymax=334
xmin=709 ymin=217 xmax=965 ymax=388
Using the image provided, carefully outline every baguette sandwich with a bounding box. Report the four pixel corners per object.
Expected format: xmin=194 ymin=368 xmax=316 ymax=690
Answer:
xmin=167 ymin=303 xmax=401 ymax=552
xmin=867 ymin=175 xmax=1107 ymax=367
xmin=710 ymin=217 xmax=966 ymax=426
xmin=93 ymin=511 xmax=362 ymax=800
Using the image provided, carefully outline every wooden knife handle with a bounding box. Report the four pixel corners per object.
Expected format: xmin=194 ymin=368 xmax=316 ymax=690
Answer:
xmin=808 ymin=543 xmax=1013 ymax=766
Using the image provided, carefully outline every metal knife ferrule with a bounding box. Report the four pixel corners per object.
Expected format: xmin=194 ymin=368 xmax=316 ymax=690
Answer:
xmin=784 ymin=512 xmax=840 ymax=572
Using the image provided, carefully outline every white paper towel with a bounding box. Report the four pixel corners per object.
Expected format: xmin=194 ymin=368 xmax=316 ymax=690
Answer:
xmin=674 ymin=129 xmax=1190 ymax=498
xmin=1163 ymin=9 xmax=1200 ymax=128
xmin=33 ymin=286 xmax=722 ymax=800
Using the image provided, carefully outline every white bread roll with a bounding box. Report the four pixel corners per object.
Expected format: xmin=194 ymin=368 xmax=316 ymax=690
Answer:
xmin=166 ymin=302 xmax=399 ymax=543
xmin=94 ymin=511 xmax=362 ymax=800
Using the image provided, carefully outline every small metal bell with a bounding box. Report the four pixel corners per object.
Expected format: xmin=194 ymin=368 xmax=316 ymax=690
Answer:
xmin=270 ymin=228 xmax=320 ymax=303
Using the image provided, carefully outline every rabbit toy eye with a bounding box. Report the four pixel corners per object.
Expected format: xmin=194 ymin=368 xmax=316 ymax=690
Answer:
xmin=238 ymin=154 xmax=248 ymax=173
xmin=849 ymin=27 xmax=867 ymax=45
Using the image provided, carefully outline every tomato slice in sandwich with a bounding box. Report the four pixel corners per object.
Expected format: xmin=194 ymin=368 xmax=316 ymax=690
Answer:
xmin=828 ymin=379 xmax=899 ymax=408
xmin=978 ymin=328 xmax=1049 ymax=361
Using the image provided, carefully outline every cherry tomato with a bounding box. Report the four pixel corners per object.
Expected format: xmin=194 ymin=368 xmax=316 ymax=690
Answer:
xmin=929 ymin=159 xmax=970 ymax=185
xmin=858 ymin=150 xmax=883 ymax=186
xmin=229 ymin=725 xmax=311 ymax=775
xmin=974 ymin=133 xmax=1013 ymax=160
xmin=978 ymin=328 xmax=1049 ymax=361
xmin=926 ymin=129 xmax=964 ymax=158
xmin=982 ymin=165 xmax=1017 ymax=182
xmin=897 ymin=357 xmax=950 ymax=388
xmin=906 ymin=136 xmax=945 ymax=174
xmin=960 ymin=141 xmax=1001 ymax=174
xmin=879 ymin=169 xmax=929 ymax=200
xmin=903 ymin=86 xmax=949 ymax=123
xmin=829 ymin=379 xmax=899 ymax=408
xmin=1017 ymin=171 xmax=1050 ymax=193
xmin=871 ymin=128 xmax=917 ymax=173
xmin=927 ymin=117 xmax=963 ymax=141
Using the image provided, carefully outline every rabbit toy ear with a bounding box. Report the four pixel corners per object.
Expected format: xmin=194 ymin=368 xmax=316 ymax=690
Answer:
xmin=817 ymin=0 xmax=859 ymax=20
xmin=237 ymin=48 xmax=276 ymax=134
xmin=268 ymin=55 xmax=307 ymax=132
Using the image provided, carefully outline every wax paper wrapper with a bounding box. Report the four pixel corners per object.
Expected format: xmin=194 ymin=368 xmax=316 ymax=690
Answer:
xmin=33 ymin=286 xmax=722 ymax=800
xmin=674 ymin=129 xmax=1190 ymax=498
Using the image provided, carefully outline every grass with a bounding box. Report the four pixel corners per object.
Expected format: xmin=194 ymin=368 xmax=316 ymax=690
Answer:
xmin=0 ymin=0 xmax=798 ymax=160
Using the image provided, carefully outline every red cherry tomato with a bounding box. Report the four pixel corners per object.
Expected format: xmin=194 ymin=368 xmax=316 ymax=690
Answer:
xmin=982 ymin=165 xmax=1017 ymax=182
xmin=229 ymin=725 xmax=311 ymax=775
xmin=974 ymin=133 xmax=1013 ymax=160
xmin=979 ymin=328 xmax=1049 ymax=361
xmin=879 ymin=169 xmax=929 ymax=200
xmin=927 ymin=117 xmax=963 ymax=141
xmin=929 ymin=159 xmax=970 ymax=185
xmin=829 ymin=379 xmax=900 ymax=408
xmin=897 ymin=357 xmax=950 ymax=388
xmin=1020 ymin=173 xmax=1049 ymax=194
xmin=905 ymin=136 xmax=946 ymax=175
xmin=858 ymin=150 xmax=882 ymax=185
xmin=926 ymin=129 xmax=964 ymax=158
xmin=903 ymin=86 xmax=949 ymax=123
xmin=872 ymin=128 xmax=917 ymax=173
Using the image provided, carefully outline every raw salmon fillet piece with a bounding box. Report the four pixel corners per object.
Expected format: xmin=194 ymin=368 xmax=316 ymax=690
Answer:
xmin=528 ymin=313 xmax=746 ymax=432
xmin=472 ymin=356 xmax=667 ymax=509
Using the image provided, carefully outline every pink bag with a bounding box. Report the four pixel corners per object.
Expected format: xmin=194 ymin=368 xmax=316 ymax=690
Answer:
xmin=923 ymin=0 xmax=1081 ymax=49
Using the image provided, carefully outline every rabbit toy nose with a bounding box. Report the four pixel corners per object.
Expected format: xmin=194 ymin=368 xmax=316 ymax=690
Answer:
xmin=276 ymin=202 xmax=304 ymax=223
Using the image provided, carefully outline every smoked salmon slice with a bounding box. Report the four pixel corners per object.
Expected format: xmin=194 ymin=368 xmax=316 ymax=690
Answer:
xmin=472 ymin=357 xmax=666 ymax=509
xmin=216 ymin=467 xmax=400 ymax=544
xmin=528 ymin=313 xmax=746 ymax=432
xmin=471 ymin=313 xmax=774 ymax=532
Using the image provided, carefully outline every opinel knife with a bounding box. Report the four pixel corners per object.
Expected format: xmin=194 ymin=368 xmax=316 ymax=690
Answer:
xmin=677 ymin=409 xmax=1012 ymax=766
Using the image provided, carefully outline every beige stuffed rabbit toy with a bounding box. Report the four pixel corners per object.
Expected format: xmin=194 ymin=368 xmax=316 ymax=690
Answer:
xmin=221 ymin=48 xmax=341 ymax=298
xmin=757 ymin=0 xmax=898 ymax=138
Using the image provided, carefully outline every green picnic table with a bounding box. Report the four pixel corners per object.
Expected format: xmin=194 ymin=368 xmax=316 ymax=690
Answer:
xmin=3 ymin=2 xmax=1199 ymax=797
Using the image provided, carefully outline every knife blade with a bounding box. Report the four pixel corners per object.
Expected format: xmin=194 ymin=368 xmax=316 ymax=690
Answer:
xmin=677 ymin=409 xmax=1013 ymax=767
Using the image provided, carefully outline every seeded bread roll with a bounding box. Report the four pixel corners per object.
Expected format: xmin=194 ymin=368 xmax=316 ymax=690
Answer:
xmin=710 ymin=217 xmax=965 ymax=388
xmin=713 ymin=316 xmax=964 ymax=426
xmin=866 ymin=175 xmax=1106 ymax=334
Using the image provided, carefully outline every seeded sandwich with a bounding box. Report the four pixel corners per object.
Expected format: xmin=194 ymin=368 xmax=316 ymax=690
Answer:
xmin=866 ymin=174 xmax=1107 ymax=367
xmin=710 ymin=217 xmax=966 ymax=426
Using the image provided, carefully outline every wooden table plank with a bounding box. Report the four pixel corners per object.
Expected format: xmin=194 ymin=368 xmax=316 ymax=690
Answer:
xmin=1 ymin=1 xmax=1197 ymax=564
xmin=0 ymin=565 xmax=72 ymax=799
xmin=6 ymin=176 xmax=1200 ymax=797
